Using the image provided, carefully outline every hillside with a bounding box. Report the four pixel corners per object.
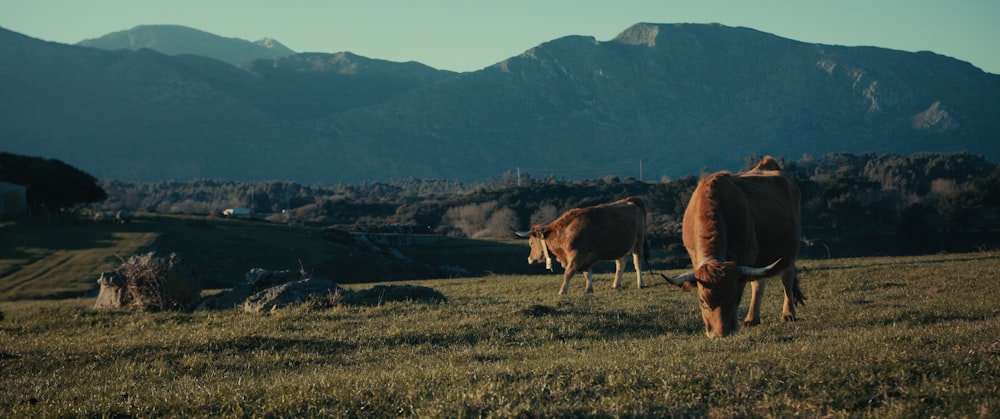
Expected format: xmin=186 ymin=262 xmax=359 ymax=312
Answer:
xmin=76 ymin=24 xmax=295 ymax=65
xmin=1 ymin=23 xmax=998 ymax=183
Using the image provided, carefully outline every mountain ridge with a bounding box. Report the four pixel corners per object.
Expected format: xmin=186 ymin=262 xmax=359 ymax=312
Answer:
xmin=76 ymin=24 xmax=295 ymax=65
xmin=1 ymin=23 xmax=997 ymax=183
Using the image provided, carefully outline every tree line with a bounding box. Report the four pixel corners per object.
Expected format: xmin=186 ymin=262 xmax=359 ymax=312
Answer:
xmin=87 ymin=151 xmax=999 ymax=254
xmin=4 ymin=150 xmax=997 ymax=257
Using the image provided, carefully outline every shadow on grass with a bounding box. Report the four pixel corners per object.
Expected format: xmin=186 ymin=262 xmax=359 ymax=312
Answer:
xmin=0 ymin=217 xmax=165 ymax=266
xmin=802 ymin=252 xmax=1000 ymax=273
xmin=876 ymin=310 xmax=997 ymax=327
xmin=513 ymin=300 xmax=700 ymax=339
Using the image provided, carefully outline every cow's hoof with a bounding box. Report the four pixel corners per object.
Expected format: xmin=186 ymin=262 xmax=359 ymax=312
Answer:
xmin=782 ymin=314 xmax=796 ymax=322
xmin=584 ymin=289 xmax=594 ymax=294
xmin=743 ymin=319 xmax=760 ymax=328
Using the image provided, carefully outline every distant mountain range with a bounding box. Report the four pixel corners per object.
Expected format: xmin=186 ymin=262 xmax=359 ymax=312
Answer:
xmin=76 ymin=25 xmax=295 ymax=65
xmin=1 ymin=23 xmax=997 ymax=183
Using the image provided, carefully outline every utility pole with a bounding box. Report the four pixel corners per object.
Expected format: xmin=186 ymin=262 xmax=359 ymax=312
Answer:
xmin=639 ymin=159 xmax=643 ymax=182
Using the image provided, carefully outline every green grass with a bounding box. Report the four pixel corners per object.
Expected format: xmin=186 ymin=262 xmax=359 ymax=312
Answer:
xmin=1 ymin=252 xmax=998 ymax=417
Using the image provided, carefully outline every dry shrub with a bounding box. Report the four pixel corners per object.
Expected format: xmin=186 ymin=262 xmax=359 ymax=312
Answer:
xmin=114 ymin=252 xmax=200 ymax=312
xmin=442 ymin=201 xmax=495 ymax=237
xmin=529 ymin=204 xmax=559 ymax=227
xmin=441 ymin=201 xmax=521 ymax=238
xmin=478 ymin=207 xmax=518 ymax=239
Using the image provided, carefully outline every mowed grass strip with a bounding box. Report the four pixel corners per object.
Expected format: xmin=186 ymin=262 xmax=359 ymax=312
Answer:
xmin=1 ymin=252 xmax=998 ymax=417
xmin=0 ymin=220 xmax=160 ymax=300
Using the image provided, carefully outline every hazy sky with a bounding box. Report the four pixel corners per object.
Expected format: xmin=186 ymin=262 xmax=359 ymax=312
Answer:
xmin=3 ymin=0 xmax=998 ymax=74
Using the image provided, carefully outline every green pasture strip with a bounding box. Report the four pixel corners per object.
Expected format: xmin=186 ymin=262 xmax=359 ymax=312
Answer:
xmin=0 ymin=220 xmax=160 ymax=300
xmin=144 ymin=214 xmax=342 ymax=288
xmin=1 ymin=252 xmax=998 ymax=417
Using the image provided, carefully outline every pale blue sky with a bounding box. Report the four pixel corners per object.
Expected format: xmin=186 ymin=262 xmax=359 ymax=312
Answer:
xmin=2 ymin=0 xmax=998 ymax=74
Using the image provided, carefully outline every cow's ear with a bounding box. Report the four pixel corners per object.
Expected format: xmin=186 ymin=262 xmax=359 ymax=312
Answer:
xmin=529 ymin=226 xmax=544 ymax=238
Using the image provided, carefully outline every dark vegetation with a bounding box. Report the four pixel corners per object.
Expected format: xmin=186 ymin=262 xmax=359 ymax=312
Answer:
xmin=0 ymin=152 xmax=106 ymax=214
xmin=90 ymin=151 xmax=1000 ymax=260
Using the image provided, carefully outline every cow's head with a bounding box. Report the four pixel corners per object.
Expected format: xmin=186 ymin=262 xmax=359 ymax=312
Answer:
xmin=693 ymin=260 xmax=746 ymax=337
xmin=526 ymin=226 xmax=552 ymax=269
xmin=669 ymin=259 xmax=780 ymax=338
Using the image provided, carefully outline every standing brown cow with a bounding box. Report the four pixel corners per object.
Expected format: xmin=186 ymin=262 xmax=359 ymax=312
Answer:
xmin=527 ymin=197 xmax=647 ymax=295
xmin=668 ymin=156 xmax=804 ymax=337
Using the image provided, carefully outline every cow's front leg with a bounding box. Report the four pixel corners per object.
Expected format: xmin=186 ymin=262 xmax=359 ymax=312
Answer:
xmin=583 ymin=269 xmax=594 ymax=294
xmin=559 ymin=270 xmax=575 ymax=295
xmin=743 ymin=278 xmax=766 ymax=327
xmin=611 ymin=257 xmax=626 ymax=289
xmin=632 ymin=252 xmax=645 ymax=289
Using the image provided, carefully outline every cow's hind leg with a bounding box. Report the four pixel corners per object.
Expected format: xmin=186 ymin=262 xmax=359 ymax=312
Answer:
xmin=743 ymin=278 xmax=766 ymax=328
xmin=583 ymin=269 xmax=595 ymax=294
xmin=632 ymin=252 xmax=645 ymax=289
xmin=780 ymin=266 xmax=802 ymax=322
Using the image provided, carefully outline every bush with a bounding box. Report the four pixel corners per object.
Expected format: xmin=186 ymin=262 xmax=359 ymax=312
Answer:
xmin=95 ymin=252 xmax=201 ymax=312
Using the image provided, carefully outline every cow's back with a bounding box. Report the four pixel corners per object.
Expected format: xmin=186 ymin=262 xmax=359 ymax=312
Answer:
xmin=733 ymin=170 xmax=801 ymax=271
xmin=683 ymin=169 xmax=800 ymax=272
xmin=559 ymin=198 xmax=645 ymax=262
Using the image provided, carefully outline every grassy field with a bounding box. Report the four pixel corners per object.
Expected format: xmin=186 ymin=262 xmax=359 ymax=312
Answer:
xmin=1 ymin=248 xmax=998 ymax=416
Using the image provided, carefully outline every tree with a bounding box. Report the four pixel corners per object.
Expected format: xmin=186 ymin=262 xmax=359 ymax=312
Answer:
xmin=0 ymin=152 xmax=107 ymax=212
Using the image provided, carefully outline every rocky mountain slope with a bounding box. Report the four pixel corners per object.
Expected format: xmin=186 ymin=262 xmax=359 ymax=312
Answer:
xmin=1 ymin=23 xmax=997 ymax=183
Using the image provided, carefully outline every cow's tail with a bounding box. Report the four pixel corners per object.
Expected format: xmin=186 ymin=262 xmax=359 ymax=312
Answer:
xmin=792 ymin=271 xmax=806 ymax=306
xmin=643 ymin=238 xmax=677 ymax=286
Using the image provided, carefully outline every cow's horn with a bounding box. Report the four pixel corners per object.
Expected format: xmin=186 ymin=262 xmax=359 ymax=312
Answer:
xmin=510 ymin=228 xmax=530 ymax=239
xmin=667 ymin=271 xmax=695 ymax=285
xmin=738 ymin=258 xmax=782 ymax=276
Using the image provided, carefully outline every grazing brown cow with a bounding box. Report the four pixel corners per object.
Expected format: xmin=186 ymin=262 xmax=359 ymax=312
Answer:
xmin=527 ymin=197 xmax=647 ymax=295
xmin=668 ymin=156 xmax=804 ymax=337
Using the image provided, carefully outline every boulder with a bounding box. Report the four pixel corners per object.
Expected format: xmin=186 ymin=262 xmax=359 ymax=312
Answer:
xmin=243 ymin=277 xmax=343 ymax=313
xmin=93 ymin=271 xmax=128 ymax=309
xmin=194 ymin=282 xmax=253 ymax=311
xmin=245 ymin=267 xmax=297 ymax=290
xmin=197 ymin=267 xmax=447 ymax=313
